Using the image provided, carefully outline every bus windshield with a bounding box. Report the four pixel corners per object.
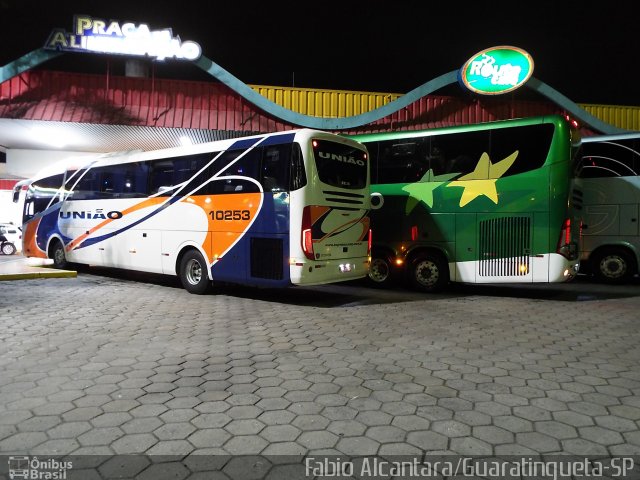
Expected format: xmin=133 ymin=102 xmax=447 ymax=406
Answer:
xmin=312 ymin=139 xmax=368 ymax=189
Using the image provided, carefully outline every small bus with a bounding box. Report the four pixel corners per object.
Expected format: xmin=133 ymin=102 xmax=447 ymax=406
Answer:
xmin=347 ymin=115 xmax=581 ymax=292
xmin=574 ymin=132 xmax=640 ymax=283
xmin=16 ymin=129 xmax=371 ymax=293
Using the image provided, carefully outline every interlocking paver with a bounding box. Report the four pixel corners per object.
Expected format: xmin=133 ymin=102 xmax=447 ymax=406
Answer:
xmin=535 ymin=420 xmax=578 ymax=439
xmin=257 ymin=410 xmax=295 ymax=426
xmin=406 ymin=431 xmax=447 ymax=451
xmin=0 ymin=431 xmax=47 ymax=451
xmin=473 ymin=425 xmax=514 ymax=445
xmin=121 ymin=417 xmax=163 ymax=434
xmin=365 ymin=425 xmax=405 ymax=443
xmin=579 ymin=425 xmax=624 ymax=445
xmin=17 ymin=415 xmax=61 ymax=431
xmin=154 ymin=422 xmax=197 ymax=440
xmin=111 ymin=433 xmax=157 ymax=454
xmin=291 ymin=414 xmax=330 ymax=431
xmin=1 ymin=274 xmax=639 ymax=465
xmin=31 ymin=438 xmax=80 ymax=455
xmin=223 ymin=435 xmax=268 ymax=454
xmin=224 ymin=419 xmax=265 ymax=436
xmin=431 ymin=420 xmax=470 ymax=437
xmin=260 ymin=424 xmax=301 ymax=442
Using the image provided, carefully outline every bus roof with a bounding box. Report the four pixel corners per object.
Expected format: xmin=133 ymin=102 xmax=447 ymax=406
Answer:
xmin=347 ymin=115 xmax=567 ymax=142
xmin=582 ymin=131 xmax=640 ymax=143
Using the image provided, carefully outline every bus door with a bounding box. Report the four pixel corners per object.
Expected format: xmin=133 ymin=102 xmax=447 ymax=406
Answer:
xmin=620 ymin=204 xmax=639 ymax=237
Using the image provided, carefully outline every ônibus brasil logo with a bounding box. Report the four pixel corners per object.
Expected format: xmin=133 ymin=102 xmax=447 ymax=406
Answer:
xmin=459 ymin=46 xmax=534 ymax=95
xmin=8 ymin=456 xmax=73 ymax=479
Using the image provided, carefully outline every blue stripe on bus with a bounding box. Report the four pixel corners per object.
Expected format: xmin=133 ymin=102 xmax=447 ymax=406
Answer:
xmin=260 ymin=133 xmax=296 ymax=146
xmin=229 ymin=137 xmax=263 ymax=150
xmin=78 ymin=202 xmax=174 ymax=248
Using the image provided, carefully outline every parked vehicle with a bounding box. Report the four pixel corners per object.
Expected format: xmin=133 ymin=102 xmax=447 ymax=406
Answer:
xmin=0 ymin=223 xmax=21 ymax=255
xmin=574 ymin=133 xmax=640 ymax=283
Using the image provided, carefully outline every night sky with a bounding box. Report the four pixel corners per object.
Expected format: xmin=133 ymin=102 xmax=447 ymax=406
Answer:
xmin=1 ymin=0 xmax=637 ymax=106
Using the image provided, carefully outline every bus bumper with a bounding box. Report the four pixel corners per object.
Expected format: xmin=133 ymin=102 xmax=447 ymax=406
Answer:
xmin=289 ymin=258 xmax=370 ymax=286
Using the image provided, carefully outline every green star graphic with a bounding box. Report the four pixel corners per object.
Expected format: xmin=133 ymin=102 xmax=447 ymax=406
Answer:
xmin=402 ymin=169 xmax=459 ymax=213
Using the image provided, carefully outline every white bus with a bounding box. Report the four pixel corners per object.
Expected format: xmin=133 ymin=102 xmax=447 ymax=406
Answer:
xmin=574 ymin=132 xmax=640 ymax=283
xmin=16 ymin=129 xmax=371 ymax=293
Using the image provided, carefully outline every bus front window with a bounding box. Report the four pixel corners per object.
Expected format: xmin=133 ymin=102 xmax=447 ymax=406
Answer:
xmin=23 ymin=174 xmax=64 ymax=221
xmin=312 ymin=139 xmax=368 ymax=189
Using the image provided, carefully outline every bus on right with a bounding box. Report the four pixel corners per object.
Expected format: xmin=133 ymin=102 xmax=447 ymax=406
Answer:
xmin=575 ymin=133 xmax=640 ymax=283
xmin=348 ymin=115 xmax=582 ymax=292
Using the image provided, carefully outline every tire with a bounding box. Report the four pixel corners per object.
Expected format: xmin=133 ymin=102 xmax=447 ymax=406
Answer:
xmin=592 ymin=248 xmax=635 ymax=284
xmin=49 ymin=239 xmax=68 ymax=269
xmin=367 ymin=255 xmax=395 ymax=288
xmin=409 ymin=252 xmax=449 ymax=293
xmin=179 ymin=250 xmax=211 ymax=294
xmin=1 ymin=242 xmax=16 ymax=255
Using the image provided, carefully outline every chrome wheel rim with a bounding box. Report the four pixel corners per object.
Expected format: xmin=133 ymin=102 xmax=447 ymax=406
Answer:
xmin=415 ymin=260 xmax=439 ymax=288
xmin=599 ymin=255 xmax=626 ymax=279
xmin=185 ymin=258 xmax=203 ymax=285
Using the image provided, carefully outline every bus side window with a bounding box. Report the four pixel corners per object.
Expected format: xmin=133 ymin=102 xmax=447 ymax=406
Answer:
xmin=262 ymin=145 xmax=290 ymax=192
xmin=367 ymin=142 xmax=380 ymax=184
xmin=490 ymin=124 xmax=551 ymax=177
xmin=149 ymin=160 xmax=176 ymax=194
xmin=290 ymin=143 xmax=307 ymax=191
xmin=120 ymin=162 xmax=149 ymax=197
xmin=377 ymin=139 xmax=425 ymax=184
xmin=432 ymin=131 xmax=489 ymax=176
xmin=579 ymin=140 xmax=638 ymax=178
xmin=149 ymin=153 xmax=212 ymax=195
xmin=428 ymin=145 xmax=447 ymax=176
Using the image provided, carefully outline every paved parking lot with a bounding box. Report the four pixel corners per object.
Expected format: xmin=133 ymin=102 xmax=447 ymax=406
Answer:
xmin=1 ymin=265 xmax=639 ymax=478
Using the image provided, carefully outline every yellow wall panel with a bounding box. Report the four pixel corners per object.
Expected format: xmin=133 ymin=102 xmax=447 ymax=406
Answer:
xmin=250 ymin=84 xmax=639 ymax=131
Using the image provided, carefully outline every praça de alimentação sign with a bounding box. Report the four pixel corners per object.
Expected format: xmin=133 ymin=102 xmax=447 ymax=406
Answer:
xmin=44 ymin=15 xmax=202 ymax=61
xmin=459 ymin=46 xmax=534 ymax=95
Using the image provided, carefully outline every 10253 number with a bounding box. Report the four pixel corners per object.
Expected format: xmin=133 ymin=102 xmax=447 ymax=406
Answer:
xmin=209 ymin=210 xmax=250 ymax=221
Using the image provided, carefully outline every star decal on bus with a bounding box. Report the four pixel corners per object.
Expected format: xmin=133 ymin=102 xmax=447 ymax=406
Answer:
xmin=447 ymin=151 xmax=519 ymax=207
xmin=402 ymin=169 xmax=459 ymax=212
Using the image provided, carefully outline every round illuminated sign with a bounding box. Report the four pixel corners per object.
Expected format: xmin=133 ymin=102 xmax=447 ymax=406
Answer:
xmin=459 ymin=46 xmax=534 ymax=95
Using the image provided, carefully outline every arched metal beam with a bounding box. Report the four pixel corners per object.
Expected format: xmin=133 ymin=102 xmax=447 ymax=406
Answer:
xmin=1 ymin=49 xmax=629 ymax=134
xmin=0 ymin=48 xmax=62 ymax=83
xmin=525 ymin=77 xmax=627 ymax=134
xmin=194 ymin=55 xmax=458 ymax=129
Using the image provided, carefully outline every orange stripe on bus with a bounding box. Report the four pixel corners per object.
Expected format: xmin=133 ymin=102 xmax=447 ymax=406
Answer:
xmin=66 ymin=197 xmax=166 ymax=251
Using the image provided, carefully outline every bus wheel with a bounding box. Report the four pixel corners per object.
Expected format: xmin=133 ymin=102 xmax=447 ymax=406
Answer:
xmin=593 ymin=248 xmax=634 ymax=284
xmin=1 ymin=242 xmax=16 ymax=255
xmin=179 ymin=250 xmax=211 ymax=294
xmin=368 ymin=255 xmax=394 ymax=288
xmin=49 ymin=240 xmax=68 ymax=269
xmin=409 ymin=253 xmax=448 ymax=293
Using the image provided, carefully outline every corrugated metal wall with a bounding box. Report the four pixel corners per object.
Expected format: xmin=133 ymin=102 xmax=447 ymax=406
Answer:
xmin=580 ymin=104 xmax=640 ymax=131
xmin=251 ymin=85 xmax=401 ymax=118
xmin=0 ymin=71 xmax=293 ymax=133
xmin=1 ymin=71 xmax=638 ymax=133
xmin=251 ymin=85 xmax=640 ymax=132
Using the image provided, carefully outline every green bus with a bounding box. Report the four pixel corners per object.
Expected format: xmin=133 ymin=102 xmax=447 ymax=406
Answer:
xmin=348 ymin=114 xmax=582 ymax=292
